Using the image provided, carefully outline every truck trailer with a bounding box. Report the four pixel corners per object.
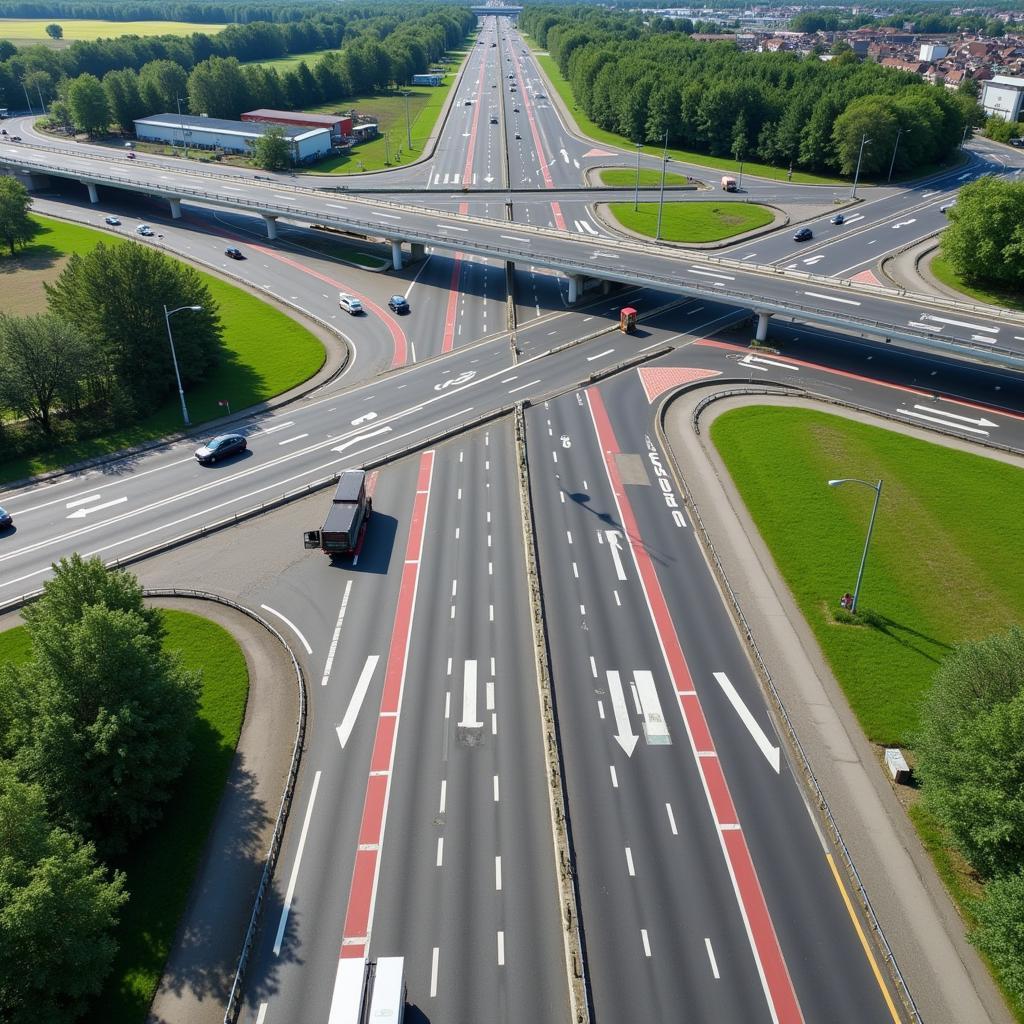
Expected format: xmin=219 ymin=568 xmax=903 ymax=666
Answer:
xmin=304 ymin=470 xmax=372 ymax=558
xmin=721 ymin=175 xmax=737 ymax=191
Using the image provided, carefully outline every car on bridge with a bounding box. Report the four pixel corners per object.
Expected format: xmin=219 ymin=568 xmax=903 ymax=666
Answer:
xmin=339 ymin=293 xmax=364 ymax=315
xmin=388 ymin=294 xmax=410 ymax=314
xmin=224 ymin=246 xmax=245 ymax=260
xmin=195 ymin=433 xmax=247 ymax=465
xmin=793 ymin=226 xmax=813 ymax=241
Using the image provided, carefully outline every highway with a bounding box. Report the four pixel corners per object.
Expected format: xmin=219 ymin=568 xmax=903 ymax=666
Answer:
xmin=3 ymin=13 xmax=1024 ymax=1024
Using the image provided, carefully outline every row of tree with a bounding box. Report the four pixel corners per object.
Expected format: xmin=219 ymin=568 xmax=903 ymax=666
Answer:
xmin=916 ymin=626 xmax=1024 ymax=1004
xmin=788 ymin=8 xmax=1013 ymax=36
xmin=0 ymin=555 xmax=201 ymax=1022
xmin=0 ymin=0 xmax=362 ymax=23
xmin=521 ymin=7 xmax=981 ymax=176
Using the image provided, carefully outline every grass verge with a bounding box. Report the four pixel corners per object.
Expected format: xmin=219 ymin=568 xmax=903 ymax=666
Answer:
xmin=0 ymin=215 xmax=325 ymax=483
xmin=930 ymin=254 xmax=1024 ymax=313
xmin=0 ymin=609 xmax=250 ymax=1024
xmin=606 ymin=200 xmax=774 ymax=242
xmin=598 ymin=168 xmax=690 ymax=187
xmin=529 ymin=46 xmax=845 ymax=186
xmin=709 ymin=405 xmax=1024 ymax=745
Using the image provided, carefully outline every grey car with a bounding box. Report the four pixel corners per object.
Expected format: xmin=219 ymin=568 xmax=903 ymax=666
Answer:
xmin=195 ymin=433 xmax=247 ymax=464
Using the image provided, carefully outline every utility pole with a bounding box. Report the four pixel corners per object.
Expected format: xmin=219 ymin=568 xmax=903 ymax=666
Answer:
xmin=887 ymin=127 xmax=910 ymax=183
xmin=633 ymin=141 xmax=641 ymax=212
xmin=655 ymin=130 xmax=669 ymax=241
xmin=404 ymin=90 xmax=412 ymax=150
xmin=851 ymin=132 xmax=871 ymax=199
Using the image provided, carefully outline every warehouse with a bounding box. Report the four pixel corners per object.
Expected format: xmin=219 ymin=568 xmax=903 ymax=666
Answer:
xmin=241 ymin=109 xmax=352 ymax=141
xmin=133 ymin=113 xmax=333 ymax=163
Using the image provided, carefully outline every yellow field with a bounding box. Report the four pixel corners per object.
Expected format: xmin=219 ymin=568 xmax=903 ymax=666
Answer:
xmin=0 ymin=18 xmax=225 ymax=43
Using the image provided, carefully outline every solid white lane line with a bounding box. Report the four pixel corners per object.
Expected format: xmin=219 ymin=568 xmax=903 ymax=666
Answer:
xmin=430 ymin=947 xmax=440 ymax=998
xmin=585 ymin=347 xmax=614 ymax=362
xmin=255 ymin=1003 xmax=268 ymax=1024
xmin=921 ymin=313 xmax=998 ymax=333
xmin=451 ymin=579 xmax=457 ymax=596
xmin=336 ymin=655 xmax=380 ymax=749
xmin=486 ymin=681 xmax=495 ymax=711
xmin=497 ymin=931 xmax=505 ymax=966
xmin=666 ymin=803 xmax=678 ymax=835
xmin=444 ymin=691 xmax=451 ymax=719
xmin=803 ymin=290 xmax=861 ymax=306
xmin=687 ymin=268 xmax=735 ymax=281
xmin=610 ymin=765 xmax=618 ymax=788
xmin=705 ymin=938 xmax=721 ymax=979
xmin=495 ymin=856 xmax=502 ymax=890
xmin=641 ymin=929 xmax=652 ymax=957
xmin=439 ymin=780 xmax=447 ymax=815
xmin=508 ymin=379 xmax=541 ymax=394
xmin=491 ymin=712 xmax=497 ymax=735
xmin=493 ymin=774 xmax=500 ymax=802
xmin=597 ymin=700 xmax=605 ymax=719
xmin=566 ymin=530 xmax=573 ymax=545
xmin=572 ymin=562 xmax=579 ymax=578
xmin=614 ymin=591 xmax=621 ymax=606
xmin=436 ymin=837 xmax=444 ymax=867
xmin=260 ymin=604 xmax=312 ymax=654
xmin=713 ymin=671 xmax=781 ymax=773
xmin=278 ymin=433 xmax=309 ymax=445
xmin=273 ymin=770 xmax=322 ymax=954
xmin=625 ymin=847 xmax=635 ymax=876
xmin=65 ymin=493 xmax=102 ymax=509
xmin=590 ymin=656 xmax=597 ymax=678
xmin=321 ymin=580 xmax=354 ymax=686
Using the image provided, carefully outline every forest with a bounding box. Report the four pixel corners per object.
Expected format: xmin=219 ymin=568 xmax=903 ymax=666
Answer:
xmin=522 ymin=7 xmax=982 ymax=178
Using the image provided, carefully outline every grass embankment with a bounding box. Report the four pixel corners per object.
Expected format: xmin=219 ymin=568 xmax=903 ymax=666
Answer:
xmin=607 ymin=200 xmax=774 ymax=242
xmin=598 ymin=168 xmax=690 ymax=187
xmin=930 ymin=254 xmax=1024 ymax=313
xmin=0 ymin=609 xmax=250 ymax=1024
xmin=0 ymin=17 xmax=225 ymax=44
xmin=0 ymin=215 xmax=325 ymax=483
xmin=527 ymin=45 xmax=844 ymax=186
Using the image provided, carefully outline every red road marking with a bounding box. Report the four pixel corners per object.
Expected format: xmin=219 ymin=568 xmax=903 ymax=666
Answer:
xmin=441 ymin=202 xmax=470 ymax=353
xmin=550 ymin=200 xmax=567 ymax=232
xmin=338 ymin=451 xmax=435 ymax=961
xmin=461 ymin=46 xmax=490 ymax=185
xmin=586 ymin=388 xmax=804 ymax=1024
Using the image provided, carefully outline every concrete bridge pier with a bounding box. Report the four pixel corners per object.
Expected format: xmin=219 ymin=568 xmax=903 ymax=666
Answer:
xmin=84 ymin=182 xmax=99 ymax=204
xmin=391 ymin=239 xmax=403 ymax=271
xmin=169 ymin=197 xmax=182 ymax=219
xmin=410 ymin=242 xmax=426 ymax=261
xmin=567 ymin=274 xmax=584 ymax=304
xmin=262 ymin=214 xmax=278 ymax=239
xmin=755 ymin=310 xmax=771 ymax=343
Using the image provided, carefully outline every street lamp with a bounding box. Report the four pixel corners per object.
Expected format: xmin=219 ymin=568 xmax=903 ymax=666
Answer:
xmin=960 ymin=124 xmax=971 ymax=149
xmin=633 ymin=141 xmax=642 ymax=212
xmin=827 ymin=476 xmax=883 ymax=614
xmin=163 ymin=304 xmax=202 ymax=426
xmin=655 ymin=130 xmax=669 ymax=241
xmin=851 ymin=132 xmax=871 ymax=199
xmin=887 ymin=127 xmax=910 ymax=184
xmin=403 ymin=90 xmax=412 ymax=151
xmin=176 ymin=95 xmax=190 ymax=160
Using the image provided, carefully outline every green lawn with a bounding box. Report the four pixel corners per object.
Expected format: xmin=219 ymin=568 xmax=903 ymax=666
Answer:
xmin=930 ymin=254 xmax=1024 ymax=313
xmin=252 ymin=48 xmax=335 ymax=73
xmin=598 ymin=168 xmax=690 ymax=187
xmin=710 ymin=406 xmax=1024 ymax=745
xmin=0 ymin=17 xmax=224 ymax=42
xmin=607 ymin=200 xmax=774 ymax=242
xmin=0 ymin=215 xmax=325 ymax=482
xmin=0 ymin=609 xmax=250 ymax=1024
xmin=528 ymin=46 xmax=845 ymax=186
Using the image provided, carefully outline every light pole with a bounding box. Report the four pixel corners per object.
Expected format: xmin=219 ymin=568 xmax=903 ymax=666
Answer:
xmin=827 ymin=476 xmax=883 ymax=614
xmin=633 ymin=141 xmax=642 ymax=212
xmin=960 ymin=124 xmax=970 ymax=149
xmin=851 ymin=132 xmax=871 ymax=199
xmin=403 ymin=91 xmax=412 ymax=150
xmin=738 ymin=157 xmax=745 ymax=190
xmin=21 ymin=80 xmax=33 ymax=115
xmin=655 ymin=130 xmax=669 ymax=241
xmin=176 ymin=95 xmax=189 ymax=160
xmin=163 ymin=304 xmax=202 ymax=426
xmin=887 ymin=127 xmax=910 ymax=183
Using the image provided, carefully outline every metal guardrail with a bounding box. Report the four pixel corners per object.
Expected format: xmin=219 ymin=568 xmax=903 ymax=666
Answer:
xmin=660 ymin=384 xmax=924 ymax=1024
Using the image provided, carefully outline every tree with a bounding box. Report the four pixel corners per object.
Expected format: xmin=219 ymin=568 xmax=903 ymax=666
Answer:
xmin=138 ymin=59 xmax=188 ymax=114
xmin=831 ymin=95 xmax=898 ymax=176
xmin=44 ymin=23 xmax=62 ymax=40
xmin=249 ymin=124 xmax=291 ymax=171
xmin=916 ymin=626 xmax=1024 ymax=878
xmin=103 ymin=68 xmax=146 ymax=132
xmin=186 ymin=56 xmax=249 ymax=120
xmin=1 ymin=555 xmax=201 ymax=855
xmin=971 ymin=869 xmax=1024 ymax=1004
xmin=66 ymin=73 xmax=110 ymax=135
xmin=0 ymin=314 xmax=91 ymax=435
xmin=0 ymin=177 xmax=35 ymax=257
xmin=44 ymin=240 xmax=222 ymax=410
xmin=0 ymin=762 xmax=127 ymax=1024
xmin=940 ymin=176 xmax=1024 ymax=289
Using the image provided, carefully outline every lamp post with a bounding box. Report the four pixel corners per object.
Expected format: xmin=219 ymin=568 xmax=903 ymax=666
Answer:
xmin=633 ymin=141 xmax=642 ymax=212
xmin=851 ymin=132 xmax=871 ymax=199
xmin=960 ymin=124 xmax=971 ymax=149
xmin=827 ymin=476 xmax=883 ymax=614
xmin=887 ymin=127 xmax=910 ymax=183
xmin=22 ymin=80 xmax=33 ymax=115
xmin=655 ymin=130 xmax=669 ymax=241
xmin=403 ymin=90 xmax=412 ymax=150
xmin=163 ymin=304 xmax=202 ymax=426
xmin=176 ymin=95 xmax=190 ymax=160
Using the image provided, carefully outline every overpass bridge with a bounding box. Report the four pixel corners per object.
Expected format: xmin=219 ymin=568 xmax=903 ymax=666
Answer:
xmin=471 ymin=5 xmax=522 ymax=19
xmin=4 ymin=143 xmax=1024 ymax=371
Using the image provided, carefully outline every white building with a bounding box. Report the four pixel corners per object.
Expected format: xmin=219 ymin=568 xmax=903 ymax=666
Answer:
xmin=919 ymin=43 xmax=949 ymax=62
xmin=133 ymin=113 xmax=333 ymax=163
xmin=981 ymin=75 xmax=1024 ymax=122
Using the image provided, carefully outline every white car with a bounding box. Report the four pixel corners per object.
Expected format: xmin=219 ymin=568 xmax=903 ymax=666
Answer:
xmin=136 ymin=224 xmax=154 ymax=236
xmin=940 ymin=202 xmax=956 ymax=214
xmin=338 ymin=293 xmax=363 ymax=315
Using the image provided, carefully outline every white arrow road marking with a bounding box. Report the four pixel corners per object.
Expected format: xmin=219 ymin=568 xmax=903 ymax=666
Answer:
xmin=802 ymin=255 xmax=825 ymax=265
xmin=741 ymin=354 xmax=799 ymax=371
xmin=459 ymin=659 xmax=483 ymax=729
xmin=604 ymin=530 xmax=628 ymax=580
xmin=332 ymin=426 xmax=392 ymax=453
xmin=713 ymin=671 xmax=780 ymax=773
xmin=560 ymin=148 xmax=569 ymax=163
xmin=351 ymin=411 xmax=378 ymax=425
xmin=803 ymin=290 xmax=860 ymax=306
xmin=608 ymin=670 xmax=639 ymax=757
xmin=920 ymin=313 xmax=998 ymax=334
xmin=65 ymin=493 xmax=102 ymax=509
xmin=634 ymin=671 xmax=670 ymax=745
xmin=336 ymin=655 xmax=379 ymax=749
xmin=484 ymin=174 xmax=494 ymax=183
xmin=912 ymin=404 xmax=997 ymax=428
xmin=67 ymin=496 xmax=127 ymax=519
xmin=892 ymin=219 xmax=917 ymax=228
xmin=896 ymin=409 xmax=990 ymax=435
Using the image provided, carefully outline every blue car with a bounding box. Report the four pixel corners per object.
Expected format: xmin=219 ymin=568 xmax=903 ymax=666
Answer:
xmin=0 ymin=506 xmax=12 ymax=530
xmin=388 ymin=294 xmax=410 ymax=314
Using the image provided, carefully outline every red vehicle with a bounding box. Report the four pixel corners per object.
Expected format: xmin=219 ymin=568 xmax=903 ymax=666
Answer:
xmin=620 ymin=307 xmax=638 ymax=333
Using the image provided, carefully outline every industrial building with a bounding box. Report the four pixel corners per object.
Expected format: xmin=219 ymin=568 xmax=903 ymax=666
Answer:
xmin=133 ymin=113 xmax=333 ymax=163
xmin=411 ymin=72 xmax=443 ymax=86
xmin=981 ymin=75 xmax=1024 ymax=122
xmin=241 ymin=109 xmax=352 ymax=141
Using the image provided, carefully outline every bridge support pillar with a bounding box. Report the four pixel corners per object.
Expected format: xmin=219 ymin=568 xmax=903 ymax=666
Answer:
xmin=169 ymin=197 xmax=182 ymax=219
xmin=391 ymin=239 xmax=404 ymax=271
xmin=410 ymin=242 xmax=426 ymax=261
xmin=84 ymin=182 xmax=99 ymax=204
xmin=755 ymin=310 xmax=771 ymax=343
xmin=262 ymin=214 xmax=278 ymax=240
xmin=567 ymin=274 xmax=583 ymax=304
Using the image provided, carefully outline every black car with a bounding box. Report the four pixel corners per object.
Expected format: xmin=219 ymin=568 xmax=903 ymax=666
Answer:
xmin=195 ymin=433 xmax=247 ymax=464
xmin=0 ymin=506 xmax=12 ymax=530
xmin=830 ymin=213 xmax=845 ymax=225
xmin=793 ymin=227 xmax=813 ymax=241
xmin=388 ymin=294 xmax=410 ymax=314
xmin=225 ymin=246 xmax=245 ymax=260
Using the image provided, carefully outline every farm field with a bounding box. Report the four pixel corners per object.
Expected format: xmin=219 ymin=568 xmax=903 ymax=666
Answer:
xmin=0 ymin=17 xmax=225 ymax=45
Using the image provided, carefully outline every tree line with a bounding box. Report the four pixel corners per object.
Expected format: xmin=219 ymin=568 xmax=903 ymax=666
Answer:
xmin=0 ymin=0 xmax=365 ymax=23
xmin=521 ymin=7 xmax=981 ymax=177
xmin=0 ymin=556 xmax=201 ymax=1023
